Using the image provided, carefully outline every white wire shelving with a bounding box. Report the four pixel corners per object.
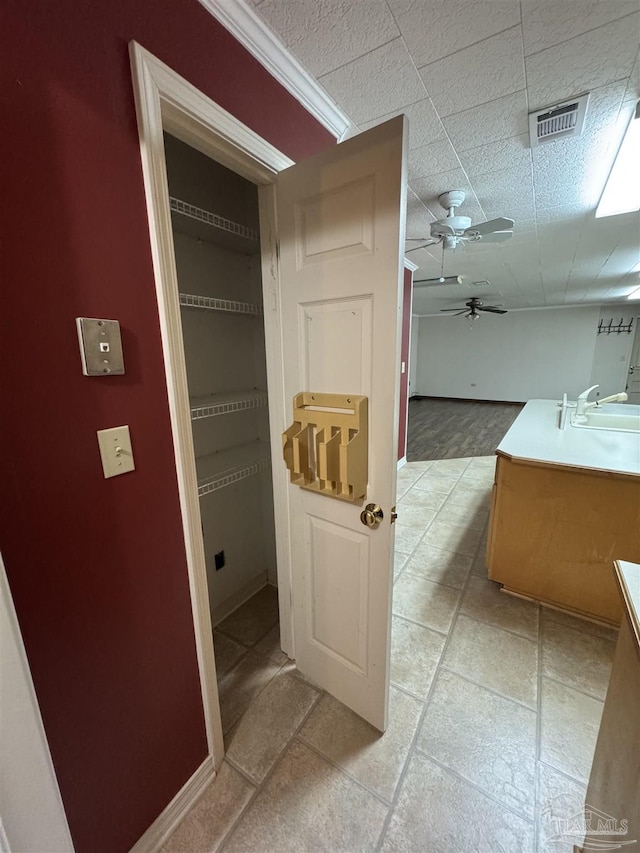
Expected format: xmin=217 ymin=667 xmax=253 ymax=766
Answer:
xmin=179 ymin=292 xmax=263 ymax=316
xmin=196 ymin=442 xmax=271 ymax=497
xmin=190 ymin=391 xmax=268 ymax=421
xmin=169 ymin=197 xmax=259 ymax=252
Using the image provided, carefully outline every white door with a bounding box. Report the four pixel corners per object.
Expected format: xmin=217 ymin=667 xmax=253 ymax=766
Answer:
xmin=627 ymin=317 xmax=640 ymax=404
xmin=276 ymin=116 xmax=407 ymax=731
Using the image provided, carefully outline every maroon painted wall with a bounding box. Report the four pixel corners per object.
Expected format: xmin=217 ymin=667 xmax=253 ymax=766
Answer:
xmin=398 ymin=267 xmax=413 ymax=460
xmin=0 ymin=2 xmax=334 ymax=851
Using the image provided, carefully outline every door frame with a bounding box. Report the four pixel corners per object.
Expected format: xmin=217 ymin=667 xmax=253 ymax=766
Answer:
xmin=129 ymin=40 xmax=299 ymax=767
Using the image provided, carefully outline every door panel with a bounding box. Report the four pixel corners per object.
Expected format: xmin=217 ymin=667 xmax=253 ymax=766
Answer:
xmin=276 ymin=116 xmax=407 ymax=730
xmin=301 ymin=298 xmax=372 ymax=396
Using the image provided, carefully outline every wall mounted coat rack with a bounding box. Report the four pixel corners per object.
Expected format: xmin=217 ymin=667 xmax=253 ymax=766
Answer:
xmin=282 ymin=392 xmax=368 ymax=502
xmin=598 ymin=317 xmax=634 ymax=335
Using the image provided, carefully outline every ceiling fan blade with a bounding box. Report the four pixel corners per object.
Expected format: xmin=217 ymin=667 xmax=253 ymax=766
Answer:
xmin=405 ymin=237 xmax=430 ymax=241
xmin=406 ymin=239 xmax=440 ymax=253
xmin=464 ymin=217 xmax=515 ymax=236
xmin=471 ymin=231 xmax=513 ymax=244
xmin=439 ymin=307 xmax=465 ymax=312
xmin=478 ymin=306 xmax=508 ymax=314
xmin=455 ymin=310 xmax=469 ymax=316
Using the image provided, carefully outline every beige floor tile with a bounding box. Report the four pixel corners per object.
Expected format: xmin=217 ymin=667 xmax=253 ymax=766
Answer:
xmin=429 ymin=458 xmax=471 ymax=473
xmin=225 ymin=740 xmax=388 ymax=852
xmin=471 ymin=552 xmax=490 ymax=577
xmin=396 ymin=466 xmax=427 ymax=497
xmin=393 ymin=522 xmax=426 ymax=554
xmin=394 ymin=550 xmax=410 ymax=581
xmin=542 ymin=615 xmax=615 ymax=701
xmin=403 ymin=543 xmax=472 ymax=589
xmin=399 ymin=488 xmax=447 ymax=511
xmin=418 ymin=519 xmax=482 ymax=557
xmin=381 ymin=751 xmax=535 ymax=853
xmin=253 ymin=624 xmax=288 ymax=666
xmin=391 ymin=616 xmax=446 ymax=697
xmin=540 ymin=678 xmax=604 ymax=784
xmin=436 ymin=501 xmax=488 ymax=530
xmin=161 ymin=761 xmax=254 ymax=853
xmin=412 ymin=473 xmax=461 ymax=495
xmin=299 ymin=687 xmax=422 ymax=802
xmin=213 ymin=632 xmax=247 ymax=679
xmin=444 ymin=487 xmax=491 ymax=511
xmin=467 ymin=456 xmax=497 ymax=469
xmin=217 ymin=584 xmax=279 ymax=646
xmin=460 ymin=575 xmax=539 ymax=640
xmin=542 ymin=605 xmax=619 ymax=642
xmin=404 ymin=460 xmax=433 ymax=471
xmin=393 ymin=504 xmax=437 ymax=528
xmin=393 ymin=573 xmax=461 ymax=634
xmin=226 ymin=671 xmax=319 ymax=784
xmin=537 ymin=762 xmax=587 ymax=853
xmin=443 ymin=615 xmax=538 ymax=708
xmin=458 ymin=466 xmax=495 ymax=485
xmin=417 ymin=670 xmax=537 ymax=820
xmin=218 ymin=651 xmax=281 ymax=734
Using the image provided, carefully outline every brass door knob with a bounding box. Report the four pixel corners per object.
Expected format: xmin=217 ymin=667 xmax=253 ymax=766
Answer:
xmin=360 ymin=504 xmax=384 ymax=529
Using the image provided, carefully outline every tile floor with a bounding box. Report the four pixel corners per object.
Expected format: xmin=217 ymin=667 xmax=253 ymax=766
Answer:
xmin=162 ymin=457 xmax=618 ymax=853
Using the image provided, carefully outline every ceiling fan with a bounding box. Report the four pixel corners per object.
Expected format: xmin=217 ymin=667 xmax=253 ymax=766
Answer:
xmin=406 ymin=190 xmax=514 ymax=253
xmin=440 ymin=297 xmax=508 ymax=318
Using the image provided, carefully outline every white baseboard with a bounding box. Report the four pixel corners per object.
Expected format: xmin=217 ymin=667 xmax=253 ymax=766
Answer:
xmin=129 ymin=756 xmax=215 ymax=853
xmin=211 ymin=572 xmax=268 ymax=627
xmin=397 ymin=457 xmax=407 ymax=469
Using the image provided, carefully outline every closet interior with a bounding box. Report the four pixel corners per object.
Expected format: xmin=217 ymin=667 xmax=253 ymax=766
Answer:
xmin=164 ymin=133 xmax=282 ymax=728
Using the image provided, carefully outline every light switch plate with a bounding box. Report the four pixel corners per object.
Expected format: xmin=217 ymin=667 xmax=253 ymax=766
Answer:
xmin=97 ymin=426 xmax=135 ymax=478
xmin=76 ymin=318 xmax=125 ymax=376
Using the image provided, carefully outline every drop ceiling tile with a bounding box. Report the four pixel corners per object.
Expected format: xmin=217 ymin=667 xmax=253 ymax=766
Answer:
xmin=387 ymin=0 xmax=521 ymax=67
xmin=359 ymin=97 xmax=446 ymax=148
xmin=459 ymin=134 xmax=532 ymax=178
xmin=525 ymin=14 xmax=640 ymax=110
xmin=409 ymin=139 xmax=461 ymax=181
xmin=318 ymin=38 xmax=427 ymax=125
xmin=254 ymin=0 xmax=400 ymax=77
xmin=521 ymin=0 xmax=639 ymax=56
xmin=442 ymin=91 xmax=529 ymax=152
xmin=624 ymin=50 xmax=640 ymax=101
xmin=471 ymin=164 xmax=535 ymax=216
xmin=419 ymin=27 xmax=526 ymax=117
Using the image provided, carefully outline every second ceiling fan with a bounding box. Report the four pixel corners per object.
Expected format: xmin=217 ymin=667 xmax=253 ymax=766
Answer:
xmin=407 ymin=190 xmax=514 ymax=252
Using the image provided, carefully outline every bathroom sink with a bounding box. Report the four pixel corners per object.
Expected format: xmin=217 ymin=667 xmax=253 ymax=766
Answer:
xmin=570 ymin=407 xmax=640 ymax=433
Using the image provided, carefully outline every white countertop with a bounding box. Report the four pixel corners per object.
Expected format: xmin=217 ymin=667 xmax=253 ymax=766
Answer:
xmin=616 ymin=561 xmax=640 ymax=648
xmin=497 ymin=399 xmax=640 ymax=476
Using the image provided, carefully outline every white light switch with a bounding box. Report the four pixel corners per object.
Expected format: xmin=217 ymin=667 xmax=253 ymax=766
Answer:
xmin=97 ymin=426 xmax=135 ymax=478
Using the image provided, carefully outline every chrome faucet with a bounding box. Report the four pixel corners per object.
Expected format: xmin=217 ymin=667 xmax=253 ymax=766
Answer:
xmin=575 ymin=384 xmax=628 ymax=420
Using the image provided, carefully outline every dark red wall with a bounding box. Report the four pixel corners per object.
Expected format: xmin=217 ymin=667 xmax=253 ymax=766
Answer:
xmin=398 ymin=267 xmax=413 ymax=460
xmin=0 ymin=2 xmax=334 ymax=851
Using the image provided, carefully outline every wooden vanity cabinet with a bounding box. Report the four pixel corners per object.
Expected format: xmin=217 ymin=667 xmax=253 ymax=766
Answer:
xmin=486 ymin=453 xmax=640 ymax=625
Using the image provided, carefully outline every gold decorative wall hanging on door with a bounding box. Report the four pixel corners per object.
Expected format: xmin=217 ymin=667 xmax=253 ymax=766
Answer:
xmin=282 ymin=392 xmax=368 ymax=502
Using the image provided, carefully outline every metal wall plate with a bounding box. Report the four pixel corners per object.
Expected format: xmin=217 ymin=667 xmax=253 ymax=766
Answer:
xmin=76 ymin=318 xmax=125 ymax=376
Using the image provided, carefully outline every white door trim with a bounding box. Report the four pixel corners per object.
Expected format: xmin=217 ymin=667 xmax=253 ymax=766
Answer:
xmin=0 ymin=552 xmax=75 ymax=852
xmin=129 ymin=40 xmax=295 ymax=767
xmin=197 ymin=0 xmax=350 ymax=141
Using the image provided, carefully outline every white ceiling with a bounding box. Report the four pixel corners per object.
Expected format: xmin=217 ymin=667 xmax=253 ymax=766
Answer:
xmin=249 ymin=0 xmax=640 ymax=314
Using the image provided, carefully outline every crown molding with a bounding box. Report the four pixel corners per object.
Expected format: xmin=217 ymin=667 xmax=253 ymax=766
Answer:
xmin=198 ymin=0 xmax=351 ymax=141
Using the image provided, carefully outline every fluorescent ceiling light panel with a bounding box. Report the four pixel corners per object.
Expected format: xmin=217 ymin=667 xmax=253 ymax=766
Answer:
xmin=627 ymin=285 xmax=640 ymax=300
xmin=596 ymin=101 xmax=640 ymax=218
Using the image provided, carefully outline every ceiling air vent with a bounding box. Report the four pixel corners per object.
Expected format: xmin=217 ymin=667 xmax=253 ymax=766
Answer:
xmin=470 ymin=280 xmax=491 ymax=287
xmin=529 ymin=94 xmax=589 ymax=147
